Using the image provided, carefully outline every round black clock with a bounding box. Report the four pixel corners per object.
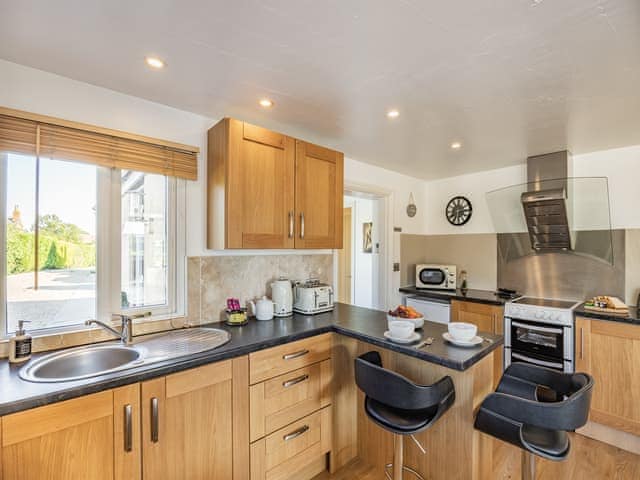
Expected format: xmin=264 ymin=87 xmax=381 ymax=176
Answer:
xmin=445 ymin=196 xmax=472 ymax=226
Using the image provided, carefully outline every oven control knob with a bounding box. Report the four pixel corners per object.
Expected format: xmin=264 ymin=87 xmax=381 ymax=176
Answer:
xmin=535 ymin=311 xmax=544 ymax=319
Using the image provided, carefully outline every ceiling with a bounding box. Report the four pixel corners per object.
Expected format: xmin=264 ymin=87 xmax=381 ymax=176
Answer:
xmin=0 ymin=0 xmax=639 ymax=180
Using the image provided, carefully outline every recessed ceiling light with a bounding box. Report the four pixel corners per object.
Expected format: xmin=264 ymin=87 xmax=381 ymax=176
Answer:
xmin=387 ymin=109 xmax=400 ymax=119
xmin=145 ymin=56 xmax=165 ymax=69
xmin=450 ymin=141 xmax=462 ymax=150
xmin=259 ymin=98 xmax=274 ymax=108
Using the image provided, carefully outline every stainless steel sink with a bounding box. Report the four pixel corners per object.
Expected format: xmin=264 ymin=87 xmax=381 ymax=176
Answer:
xmin=19 ymin=327 xmax=231 ymax=383
xmin=19 ymin=344 xmax=143 ymax=382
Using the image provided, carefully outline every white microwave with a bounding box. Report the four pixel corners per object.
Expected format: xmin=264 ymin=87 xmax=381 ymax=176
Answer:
xmin=415 ymin=264 xmax=457 ymax=290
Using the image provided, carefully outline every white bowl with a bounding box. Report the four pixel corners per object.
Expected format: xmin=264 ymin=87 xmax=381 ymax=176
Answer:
xmin=448 ymin=322 xmax=477 ymax=341
xmin=388 ymin=320 xmax=415 ymax=339
xmin=387 ymin=314 xmax=424 ymax=329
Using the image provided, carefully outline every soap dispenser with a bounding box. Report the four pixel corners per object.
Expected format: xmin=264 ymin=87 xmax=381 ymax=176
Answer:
xmin=9 ymin=320 xmax=32 ymax=364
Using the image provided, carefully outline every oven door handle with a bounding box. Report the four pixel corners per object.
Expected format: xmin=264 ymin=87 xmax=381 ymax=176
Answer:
xmin=512 ymin=352 xmax=564 ymax=369
xmin=511 ymin=321 xmax=563 ymax=335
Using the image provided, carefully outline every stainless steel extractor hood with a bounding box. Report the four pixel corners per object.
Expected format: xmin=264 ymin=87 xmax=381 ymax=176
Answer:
xmin=521 ymin=151 xmax=573 ymax=252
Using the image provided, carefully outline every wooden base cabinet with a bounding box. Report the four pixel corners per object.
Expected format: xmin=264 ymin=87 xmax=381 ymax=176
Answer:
xmin=1 ymin=387 xmax=140 ymax=480
xmin=141 ymin=359 xmax=249 ymax=480
xmin=249 ymin=334 xmax=333 ymax=480
xmin=0 ymin=358 xmax=250 ymax=480
xmin=576 ymin=317 xmax=640 ymax=436
xmin=451 ymin=300 xmax=504 ymax=387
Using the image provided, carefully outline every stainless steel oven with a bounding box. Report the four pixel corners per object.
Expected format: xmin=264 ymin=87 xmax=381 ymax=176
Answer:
xmin=505 ymin=319 xmax=573 ymax=372
xmin=504 ymin=297 xmax=578 ymax=373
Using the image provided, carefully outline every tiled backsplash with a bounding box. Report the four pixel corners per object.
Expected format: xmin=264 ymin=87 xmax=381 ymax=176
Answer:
xmin=186 ymin=254 xmax=334 ymax=323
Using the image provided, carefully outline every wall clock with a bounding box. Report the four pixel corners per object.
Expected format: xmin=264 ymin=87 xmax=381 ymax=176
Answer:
xmin=445 ymin=196 xmax=472 ymax=226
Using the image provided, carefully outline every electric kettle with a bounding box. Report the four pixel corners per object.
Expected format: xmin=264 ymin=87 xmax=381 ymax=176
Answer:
xmin=271 ymin=278 xmax=293 ymax=317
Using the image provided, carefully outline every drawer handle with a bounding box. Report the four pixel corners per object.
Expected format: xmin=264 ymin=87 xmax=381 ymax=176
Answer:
xmin=124 ymin=404 xmax=133 ymax=452
xmin=283 ymin=349 xmax=309 ymax=360
xmin=151 ymin=397 xmax=159 ymax=443
xmin=282 ymin=374 xmax=309 ymax=388
xmin=283 ymin=424 xmax=309 ymax=441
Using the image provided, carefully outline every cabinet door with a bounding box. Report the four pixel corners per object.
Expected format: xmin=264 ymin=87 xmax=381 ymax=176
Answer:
xmin=1 ymin=389 xmax=138 ymax=480
xmin=576 ymin=317 xmax=640 ymax=435
xmin=141 ymin=361 xmax=235 ymax=480
xmin=451 ymin=300 xmax=504 ymax=387
xmin=450 ymin=300 xmax=495 ymax=332
xmin=226 ymin=119 xmax=295 ymax=248
xmin=294 ymin=141 xmax=343 ymax=249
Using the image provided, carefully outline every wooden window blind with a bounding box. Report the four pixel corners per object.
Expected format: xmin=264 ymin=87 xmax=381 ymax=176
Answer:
xmin=0 ymin=108 xmax=198 ymax=180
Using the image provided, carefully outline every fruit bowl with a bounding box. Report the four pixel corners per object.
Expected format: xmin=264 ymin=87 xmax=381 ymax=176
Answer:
xmin=387 ymin=305 xmax=424 ymax=329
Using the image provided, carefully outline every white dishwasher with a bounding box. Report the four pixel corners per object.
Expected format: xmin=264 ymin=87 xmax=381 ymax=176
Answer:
xmin=405 ymin=296 xmax=451 ymax=324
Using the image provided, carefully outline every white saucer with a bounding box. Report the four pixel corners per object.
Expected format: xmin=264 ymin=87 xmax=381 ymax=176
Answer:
xmin=384 ymin=331 xmax=421 ymax=344
xmin=442 ymin=332 xmax=483 ymax=347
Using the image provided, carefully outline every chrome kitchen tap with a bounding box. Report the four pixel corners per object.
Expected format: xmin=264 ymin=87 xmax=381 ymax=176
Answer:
xmin=85 ymin=312 xmax=151 ymax=345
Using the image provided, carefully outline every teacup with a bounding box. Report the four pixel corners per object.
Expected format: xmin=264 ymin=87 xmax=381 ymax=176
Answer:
xmin=388 ymin=320 xmax=414 ymax=339
xmin=448 ymin=322 xmax=477 ymax=341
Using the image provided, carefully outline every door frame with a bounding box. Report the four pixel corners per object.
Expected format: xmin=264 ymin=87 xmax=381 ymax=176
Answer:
xmin=334 ymin=181 xmax=393 ymax=311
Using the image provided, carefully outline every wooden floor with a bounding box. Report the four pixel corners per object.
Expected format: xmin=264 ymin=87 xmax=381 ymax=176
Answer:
xmin=315 ymin=433 xmax=640 ymax=480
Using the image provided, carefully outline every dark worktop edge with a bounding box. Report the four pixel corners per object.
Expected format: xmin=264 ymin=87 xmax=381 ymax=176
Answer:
xmin=399 ymin=286 xmax=508 ymax=306
xmin=0 ymin=304 xmax=502 ymax=416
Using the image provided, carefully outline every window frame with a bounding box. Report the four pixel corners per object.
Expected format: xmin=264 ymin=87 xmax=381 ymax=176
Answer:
xmin=0 ymin=153 xmax=186 ymax=338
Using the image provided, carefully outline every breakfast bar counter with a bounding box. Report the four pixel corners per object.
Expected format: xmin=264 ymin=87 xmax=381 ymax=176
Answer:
xmin=0 ymin=303 xmax=501 ymax=415
xmin=0 ymin=302 xmax=500 ymax=480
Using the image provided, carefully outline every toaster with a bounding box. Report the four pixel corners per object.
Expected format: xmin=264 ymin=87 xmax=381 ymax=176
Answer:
xmin=293 ymin=280 xmax=334 ymax=315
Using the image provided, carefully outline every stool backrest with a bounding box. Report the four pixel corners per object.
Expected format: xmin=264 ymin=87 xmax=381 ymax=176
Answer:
xmin=355 ymin=351 xmax=455 ymax=411
xmin=488 ymin=363 xmax=594 ymax=431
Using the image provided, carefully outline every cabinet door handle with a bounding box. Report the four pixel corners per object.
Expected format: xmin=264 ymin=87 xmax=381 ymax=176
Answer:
xmin=124 ymin=404 xmax=133 ymax=452
xmin=283 ymin=424 xmax=309 ymax=441
xmin=289 ymin=211 xmax=294 ymax=238
xmin=300 ymin=212 xmax=305 ymax=239
xmin=580 ymin=327 xmax=584 ymax=360
xmin=151 ymin=397 xmax=159 ymax=443
xmin=283 ymin=349 xmax=309 ymax=360
xmin=282 ymin=374 xmax=309 ymax=388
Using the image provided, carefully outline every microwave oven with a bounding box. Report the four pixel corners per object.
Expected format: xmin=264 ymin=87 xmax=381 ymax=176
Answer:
xmin=415 ymin=265 xmax=457 ymax=290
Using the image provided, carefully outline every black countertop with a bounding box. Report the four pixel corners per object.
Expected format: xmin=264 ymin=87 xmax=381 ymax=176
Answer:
xmin=399 ymin=286 xmax=509 ymax=306
xmin=0 ymin=303 xmax=502 ymax=416
xmin=574 ymin=302 xmax=640 ymax=325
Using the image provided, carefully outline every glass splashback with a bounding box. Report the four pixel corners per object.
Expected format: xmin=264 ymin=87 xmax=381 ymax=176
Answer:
xmin=486 ymin=177 xmax=613 ymax=264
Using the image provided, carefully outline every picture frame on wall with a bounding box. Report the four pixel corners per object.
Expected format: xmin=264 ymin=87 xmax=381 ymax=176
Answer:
xmin=363 ymin=222 xmax=373 ymax=253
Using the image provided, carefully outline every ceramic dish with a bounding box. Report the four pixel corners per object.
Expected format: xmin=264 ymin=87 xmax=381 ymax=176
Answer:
xmin=387 ymin=314 xmax=424 ymax=329
xmin=384 ymin=331 xmax=421 ymax=344
xmin=442 ymin=332 xmax=483 ymax=347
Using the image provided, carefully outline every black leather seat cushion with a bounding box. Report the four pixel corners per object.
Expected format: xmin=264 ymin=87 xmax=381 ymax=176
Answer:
xmin=520 ymin=424 xmax=569 ymax=459
xmin=365 ymin=397 xmax=438 ymax=434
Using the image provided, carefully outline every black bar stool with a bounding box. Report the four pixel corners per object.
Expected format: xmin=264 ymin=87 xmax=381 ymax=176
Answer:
xmin=474 ymin=362 xmax=594 ymax=480
xmin=354 ymin=351 xmax=455 ymax=480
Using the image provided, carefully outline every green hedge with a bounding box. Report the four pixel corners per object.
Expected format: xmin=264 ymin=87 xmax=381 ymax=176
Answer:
xmin=6 ymin=223 xmax=96 ymax=274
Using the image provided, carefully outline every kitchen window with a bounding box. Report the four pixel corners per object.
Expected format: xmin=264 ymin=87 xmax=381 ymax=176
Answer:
xmin=0 ymin=111 xmax=196 ymax=337
xmin=0 ymin=152 xmax=186 ymax=335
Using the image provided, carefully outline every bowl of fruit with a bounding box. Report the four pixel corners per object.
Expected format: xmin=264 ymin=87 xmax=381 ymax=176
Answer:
xmin=387 ymin=305 xmax=424 ymax=329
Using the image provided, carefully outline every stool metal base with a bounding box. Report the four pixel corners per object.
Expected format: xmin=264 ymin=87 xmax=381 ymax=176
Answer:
xmin=521 ymin=451 xmax=536 ymax=480
xmin=384 ymin=463 xmax=425 ymax=480
xmin=384 ymin=434 xmax=426 ymax=480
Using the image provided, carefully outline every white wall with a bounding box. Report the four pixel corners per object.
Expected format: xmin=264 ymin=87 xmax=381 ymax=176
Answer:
xmin=423 ymin=146 xmax=640 ymax=234
xmin=0 ymin=59 xmax=428 ymax=309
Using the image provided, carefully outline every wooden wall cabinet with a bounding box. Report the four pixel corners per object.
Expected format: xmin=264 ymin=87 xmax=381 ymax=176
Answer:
xmin=207 ymin=118 xmax=343 ymax=250
xmin=1 ymin=387 xmax=140 ymax=480
xmin=451 ymin=300 xmax=504 ymax=387
xmin=576 ymin=317 xmax=640 ymax=436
